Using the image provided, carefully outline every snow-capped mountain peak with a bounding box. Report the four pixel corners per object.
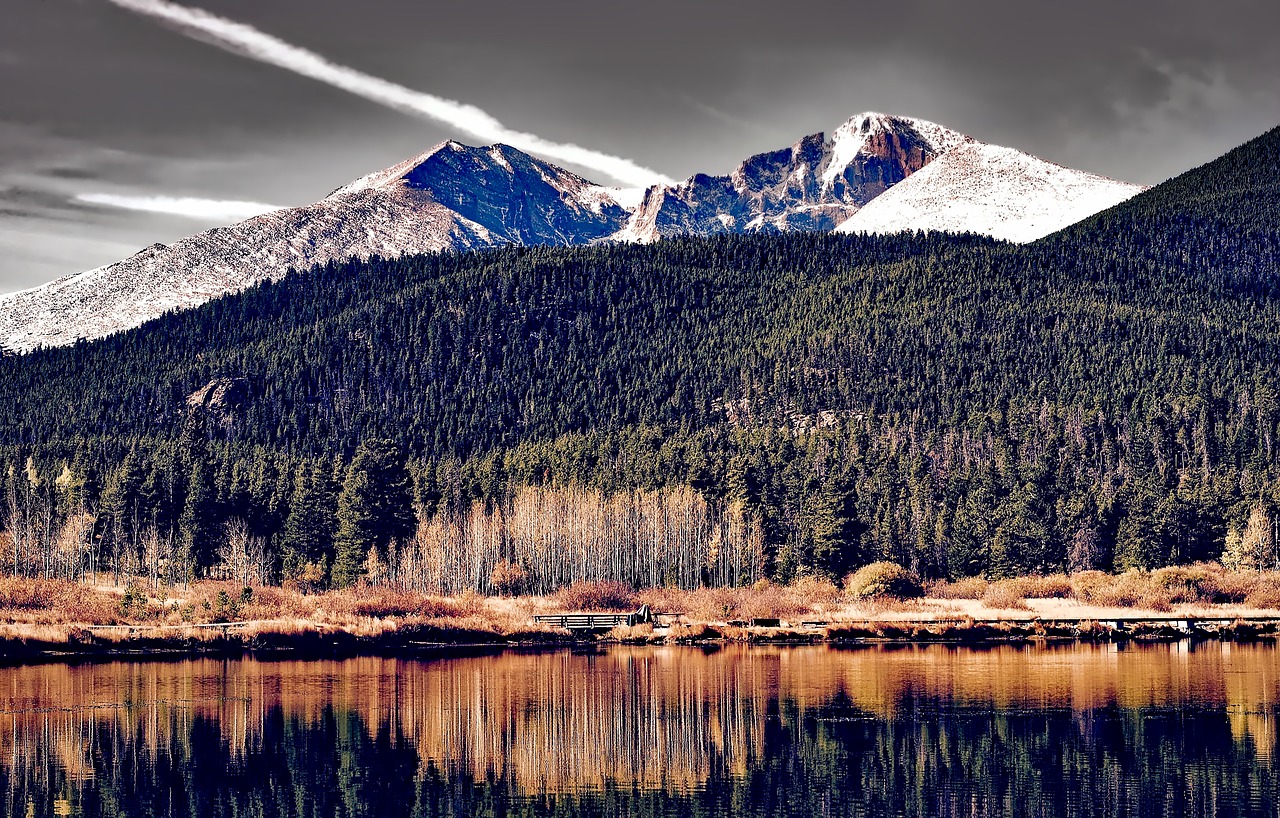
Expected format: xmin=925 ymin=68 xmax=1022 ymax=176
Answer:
xmin=821 ymin=112 xmax=966 ymax=191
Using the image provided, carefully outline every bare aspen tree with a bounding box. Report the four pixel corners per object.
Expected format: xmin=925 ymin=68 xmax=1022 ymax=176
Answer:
xmin=219 ymin=518 xmax=267 ymax=586
xmin=143 ymin=527 xmax=164 ymax=590
xmin=52 ymin=513 xmax=94 ymax=581
xmin=394 ymin=484 xmax=763 ymax=594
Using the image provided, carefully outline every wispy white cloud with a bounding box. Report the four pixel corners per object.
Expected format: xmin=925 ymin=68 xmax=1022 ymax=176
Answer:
xmin=103 ymin=0 xmax=675 ymax=188
xmin=76 ymin=192 xmax=282 ymax=221
xmin=676 ymin=93 xmax=773 ymax=135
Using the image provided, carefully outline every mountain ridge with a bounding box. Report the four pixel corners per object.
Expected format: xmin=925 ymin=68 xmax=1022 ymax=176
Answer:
xmin=0 ymin=111 xmax=1145 ymax=353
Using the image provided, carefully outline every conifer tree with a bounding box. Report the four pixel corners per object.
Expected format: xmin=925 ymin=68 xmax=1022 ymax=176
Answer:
xmin=332 ymin=440 xmax=415 ymax=587
xmin=281 ymin=461 xmax=337 ymax=582
xmin=179 ymin=457 xmax=219 ymax=579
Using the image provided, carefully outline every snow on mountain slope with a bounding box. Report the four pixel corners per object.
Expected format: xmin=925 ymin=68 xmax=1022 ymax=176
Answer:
xmin=820 ymin=113 xmax=965 ymax=192
xmin=0 ymin=141 xmax=628 ymax=353
xmin=0 ymin=111 xmax=1147 ymax=353
xmin=0 ymin=191 xmax=496 ymax=353
xmin=834 ymin=140 xmax=1147 ymax=243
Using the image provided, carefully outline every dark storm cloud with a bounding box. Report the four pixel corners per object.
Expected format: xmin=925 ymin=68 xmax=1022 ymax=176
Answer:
xmin=1 ymin=0 xmax=1276 ymax=291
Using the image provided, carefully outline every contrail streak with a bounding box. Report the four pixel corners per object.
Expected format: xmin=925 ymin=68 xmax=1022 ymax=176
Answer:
xmin=77 ymin=193 xmax=282 ymax=221
xmin=103 ymin=0 xmax=675 ymax=188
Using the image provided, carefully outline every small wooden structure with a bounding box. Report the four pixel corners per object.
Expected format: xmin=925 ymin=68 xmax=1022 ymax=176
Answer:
xmin=534 ymin=605 xmax=654 ymax=632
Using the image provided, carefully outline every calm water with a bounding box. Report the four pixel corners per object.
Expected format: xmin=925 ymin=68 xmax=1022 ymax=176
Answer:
xmin=3 ymin=642 xmax=1280 ymax=817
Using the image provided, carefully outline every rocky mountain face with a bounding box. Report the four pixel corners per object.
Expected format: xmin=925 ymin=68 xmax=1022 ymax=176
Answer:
xmin=330 ymin=140 xmax=630 ymax=244
xmin=0 ymin=112 xmax=1145 ymax=353
xmin=616 ymin=114 xmax=965 ymax=241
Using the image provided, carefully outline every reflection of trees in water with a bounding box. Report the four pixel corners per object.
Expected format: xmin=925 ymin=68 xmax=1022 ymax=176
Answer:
xmin=0 ymin=644 xmax=1278 ymax=816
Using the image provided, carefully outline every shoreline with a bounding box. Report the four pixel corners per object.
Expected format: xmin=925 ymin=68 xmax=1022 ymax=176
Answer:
xmin=5 ymin=568 xmax=1280 ymax=666
xmin=4 ymin=613 xmax=1278 ymax=666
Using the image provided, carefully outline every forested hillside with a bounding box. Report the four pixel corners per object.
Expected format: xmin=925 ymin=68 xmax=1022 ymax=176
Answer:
xmin=1 ymin=127 xmax=1278 ymax=591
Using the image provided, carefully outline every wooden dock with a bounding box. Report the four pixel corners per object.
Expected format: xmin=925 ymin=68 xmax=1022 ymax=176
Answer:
xmin=534 ymin=605 xmax=654 ymax=632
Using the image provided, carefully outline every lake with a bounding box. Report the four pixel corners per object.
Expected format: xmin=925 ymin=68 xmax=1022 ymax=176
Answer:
xmin=3 ymin=642 xmax=1278 ymax=816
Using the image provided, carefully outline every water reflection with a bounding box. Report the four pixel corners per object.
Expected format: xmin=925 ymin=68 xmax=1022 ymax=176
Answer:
xmin=2 ymin=642 xmax=1279 ymax=816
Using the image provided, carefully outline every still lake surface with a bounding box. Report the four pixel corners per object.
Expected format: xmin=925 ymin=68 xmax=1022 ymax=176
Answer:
xmin=3 ymin=642 xmax=1279 ymax=817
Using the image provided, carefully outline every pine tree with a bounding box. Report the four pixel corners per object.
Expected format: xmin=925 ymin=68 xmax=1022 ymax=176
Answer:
xmin=332 ymin=440 xmax=416 ymax=588
xmin=803 ymin=471 xmax=863 ymax=580
xmin=281 ymin=461 xmax=337 ymax=583
xmin=179 ymin=458 xmax=219 ymax=579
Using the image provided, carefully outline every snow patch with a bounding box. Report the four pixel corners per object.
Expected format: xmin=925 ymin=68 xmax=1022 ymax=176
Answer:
xmin=835 ymin=141 xmax=1146 ymax=243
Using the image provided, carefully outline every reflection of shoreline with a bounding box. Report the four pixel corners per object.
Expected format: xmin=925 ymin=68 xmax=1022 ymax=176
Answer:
xmin=2 ymin=644 xmax=1278 ymax=794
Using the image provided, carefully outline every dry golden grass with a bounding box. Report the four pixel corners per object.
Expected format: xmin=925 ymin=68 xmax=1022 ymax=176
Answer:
xmin=636 ymin=580 xmax=831 ymax=623
xmin=666 ymin=623 xmax=721 ymax=642
xmin=927 ymin=576 xmax=989 ymax=600
xmin=3 ymin=563 xmax=1280 ymax=654
xmin=316 ymin=587 xmax=464 ymax=620
xmin=920 ymin=565 xmax=1280 ymax=614
xmin=605 ymin=623 xmax=656 ymax=643
xmin=982 ymin=583 xmax=1032 ymax=610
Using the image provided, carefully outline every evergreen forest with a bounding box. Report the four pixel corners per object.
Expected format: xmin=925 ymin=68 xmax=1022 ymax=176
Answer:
xmin=1 ymin=126 xmax=1278 ymax=591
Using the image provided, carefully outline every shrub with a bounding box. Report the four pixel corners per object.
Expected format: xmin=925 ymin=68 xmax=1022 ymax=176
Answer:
xmin=1072 ymin=570 xmax=1174 ymax=609
xmin=1135 ymin=591 xmax=1174 ymax=612
xmin=554 ymin=580 xmax=637 ymax=611
xmin=452 ymin=589 xmax=488 ymax=617
xmin=981 ymin=582 xmax=1030 ymax=610
xmin=241 ymin=585 xmax=313 ymax=619
xmin=489 ymin=560 xmax=529 ymax=596
xmin=1212 ymin=570 xmax=1257 ymax=604
xmin=661 ymin=587 xmax=746 ymax=622
xmin=0 ymin=577 xmax=68 ymax=610
xmin=927 ymin=577 xmax=989 ymax=599
xmin=1019 ymin=575 xmax=1073 ymax=599
xmin=118 ymin=582 xmax=148 ymax=618
xmin=740 ymin=584 xmax=810 ymax=621
xmin=0 ymin=577 xmax=120 ymax=624
xmin=678 ymin=587 xmax=739 ymax=621
xmin=789 ymin=575 xmax=842 ymax=605
xmin=1071 ymin=570 xmax=1134 ymax=606
xmin=635 ymin=586 xmax=688 ymax=615
xmin=1151 ymin=565 xmax=1220 ymax=603
xmin=283 ymin=561 xmax=329 ymax=594
xmin=1245 ymin=575 xmax=1280 ymax=608
xmin=844 ymin=562 xmax=923 ymax=601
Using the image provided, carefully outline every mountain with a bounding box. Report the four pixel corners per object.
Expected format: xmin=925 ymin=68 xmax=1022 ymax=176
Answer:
xmin=834 ymin=140 xmax=1145 ymax=243
xmin=1 ymin=126 xmax=1273 ymax=455
xmin=0 ymin=125 xmax=1276 ymax=583
xmin=0 ymin=112 xmax=1145 ymax=353
xmin=0 ymin=141 xmax=631 ymax=353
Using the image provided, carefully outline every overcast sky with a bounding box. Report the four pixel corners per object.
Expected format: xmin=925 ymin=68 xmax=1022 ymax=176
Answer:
xmin=2 ymin=0 xmax=1278 ymax=293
